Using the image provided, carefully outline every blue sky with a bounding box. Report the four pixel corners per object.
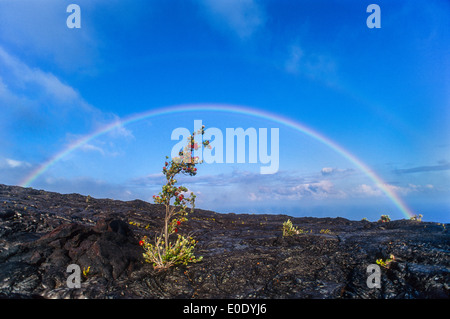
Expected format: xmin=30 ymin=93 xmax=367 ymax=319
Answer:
xmin=0 ymin=0 xmax=449 ymax=222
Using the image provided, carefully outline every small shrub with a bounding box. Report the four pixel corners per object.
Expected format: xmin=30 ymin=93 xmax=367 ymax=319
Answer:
xmin=282 ymin=219 xmax=297 ymax=236
xmin=140 ymin=125 xmax=209 ymax=270
xmin=410 ymin=214 xmax=423 ymax=222
xmin=378 ymin=215 xmax=391 ymax=223
xmin=141 ymin=235 xmax=202 ymax=268
xmin=376 ymin=254 xmax=395 ymax=269
xmin=282 ymin=219 xmax=310 ymax=236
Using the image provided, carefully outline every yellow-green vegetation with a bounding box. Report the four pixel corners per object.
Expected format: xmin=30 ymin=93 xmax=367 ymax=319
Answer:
xmin=410 ymin=214 xmax=423 ymax=222
xmin=376 ymin=254 xmax=395 ymax=269
xmin=129 ymin=220 xmax=150 ymax=230
xmin=83 ymin=266 xmax=91 ymax=277
xmin=282 ymin=219 xmax=298 ymax=236
xmin=191 ymin=216 xmax=216 ymax=222
xmin=282 ymin=219 xmax=310 ymax=236
xmin=141 ymin=235 xmax=202 ymax=269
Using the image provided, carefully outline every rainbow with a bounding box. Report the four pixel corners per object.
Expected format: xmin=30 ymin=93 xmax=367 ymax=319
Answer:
xmin=19 ymin=103 xmax=414 ymax=219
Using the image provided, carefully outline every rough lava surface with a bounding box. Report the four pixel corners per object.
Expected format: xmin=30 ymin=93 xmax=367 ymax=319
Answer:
xmin=0 ymin=184 xmax=448 ymax=299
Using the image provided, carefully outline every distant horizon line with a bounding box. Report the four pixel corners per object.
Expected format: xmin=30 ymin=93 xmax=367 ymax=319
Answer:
xmin=4 ymin=181 xmax=441 ymax=223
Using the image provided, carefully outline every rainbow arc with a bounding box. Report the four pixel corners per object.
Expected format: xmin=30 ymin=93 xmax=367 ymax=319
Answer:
xmin=19 ymin=103 xmax=414 ymax=219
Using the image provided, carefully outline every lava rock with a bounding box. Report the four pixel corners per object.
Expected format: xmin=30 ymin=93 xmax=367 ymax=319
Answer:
xmin=0 ymin=184 xmax=448 ymax=299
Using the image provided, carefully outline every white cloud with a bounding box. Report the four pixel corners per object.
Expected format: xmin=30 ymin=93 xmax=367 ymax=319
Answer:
xmin=252 ymin=179 xmax=347 ymax=201
xmin=1 ymin=158 xmax=31 ymax=169
xmin=131 ymin=172 xmax=165 ymax=187
xmin=197 ymin=0 xmax=266 ymax=39
xmin=110 ymin=125 xmax=134 ymax=139
xmin=0 ymin=157 xmax=33 ymax=185
xmin=321 ymin=167 xmax=334 ymax=175
xmin=321 ymin=167 xmax=355 ymax=177
xmin=284 ymin=43 xmax=339 ymax=87
xmin=248 ymin=192 xmax=262 ymax=201
xmin=286 ymin=180 xmax=345 ymax=199
xmin=354 ymin=184 xmax=383 ymax=197
xmin=6 ymin=159 xmax=25 ymax=168
xmin=385 ymin=183 xmax=436 ymax=196
xmin=0 ymin=46 xmax=93 ymax=112
xmin=102 ymin=115 xmax=135 ymax=140
xmin=0 ymin=76 xmax=7 ymax=95
xmin=0 ymin=47 xmax=134 ymax=158
xmin=353 ymin=183 xmax=437 ymax=198
xmin=285 ymin=45 xmax=304 ymax=74
xmin=79 ymin=143 xmax=105 ymax=155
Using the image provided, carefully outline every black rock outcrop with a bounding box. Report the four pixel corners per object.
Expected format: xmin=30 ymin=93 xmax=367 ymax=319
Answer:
xmin=0 ymin=184 xmax=448 ymax=299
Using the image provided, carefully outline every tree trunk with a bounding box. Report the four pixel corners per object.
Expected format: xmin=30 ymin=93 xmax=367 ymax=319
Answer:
xmin=164 ymin=204 xmax=169 ymax=251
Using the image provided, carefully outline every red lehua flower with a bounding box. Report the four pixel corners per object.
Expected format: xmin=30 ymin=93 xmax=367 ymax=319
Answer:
xmin=178 ymin=195 xmax=184 ymax=201
xmin=177 ymin=220 xmax=181 ymax=225
xmin=165 ymin=162 xmax=168 ymax=166
xmin=139 ymin=240 xmax=144 ymax=246
xmin=174 ymin=228 xmax=178 ymax=233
